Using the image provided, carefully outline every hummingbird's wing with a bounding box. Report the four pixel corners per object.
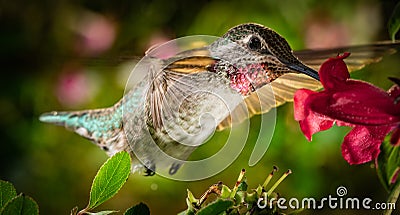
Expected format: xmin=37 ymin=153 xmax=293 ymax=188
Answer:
xmin=294 ymin=41 xmax=400 ymax=71
xmin=216 ymin=41 xmax=400 ymax=131
xmin=125 ymin=54 xmax=225 ymax=174
xmin=148 ymin=56 xmax=217 ymax=131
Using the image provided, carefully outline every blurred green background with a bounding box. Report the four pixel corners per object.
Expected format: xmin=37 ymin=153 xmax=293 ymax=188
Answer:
xmin=1 ymin=0 xmax=400 ymax=214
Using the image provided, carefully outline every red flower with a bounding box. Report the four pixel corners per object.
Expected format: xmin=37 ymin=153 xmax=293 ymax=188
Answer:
xmin=294 ymin=53 xmax=400 ymax=165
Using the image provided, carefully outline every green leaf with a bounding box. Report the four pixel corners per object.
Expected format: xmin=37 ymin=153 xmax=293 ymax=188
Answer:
xmin=87 ymin=151 xmax=131 ymax=210
xmin=124 ymin=202 xmax=150 ymax=215
xmin=177 ymin=208 xmax=196 ymax=215
xmin=235 ymin=191 xmax=245 ymax=205
xmin=176 ymin=211 xmax=187 ymax=215
xmin=388 ymin=1 xmax=400 ymax=41
xmin=196 ymin=199 xmax=234 ymax=215
xmin=255 ymin=185 xmax=263 ymax=196
xmin=187 ymin=189 xmax=198 ymax=205
xmin=0 ymin=180 xmax=17 ymax=210
xmin=237 ymin=180 xmax=247 ymax=192
xmin=220 ymin=185 xmax=231 ymax=199
xmin=183 ymin=198 xmax=196 ymax=215
xmin=376 ymin=138 xmax=400 ymax=191
xmin=86 ymin=211 xmax=118 ymax=215
xmin=0 ymin=194 xmax=39 ymax=215
xmin=244 ymin=192 xmax=257 ymax=204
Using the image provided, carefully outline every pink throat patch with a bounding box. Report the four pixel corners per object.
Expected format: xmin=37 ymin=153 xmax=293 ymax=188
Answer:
xmin=229 ymin=63 xmax=269 ymax=95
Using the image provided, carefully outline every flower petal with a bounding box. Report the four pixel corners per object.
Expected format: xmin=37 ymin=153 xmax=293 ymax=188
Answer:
xmin=313 ymin=53 xmax=400 ymax=125
xmin=319 ymin=52 xmax=350 ymax=90
xmin=341 ymin=125 xmax=392 ymax=164
xmin=299 ymin=113 xmax=334 ymax=141
xmin=293 ymin=89 xmax=314 ymax=121
xmin=294 ymin=89 xmax=334 ymax=141
xmin=311 ymin=80 xmax=400 ymax=126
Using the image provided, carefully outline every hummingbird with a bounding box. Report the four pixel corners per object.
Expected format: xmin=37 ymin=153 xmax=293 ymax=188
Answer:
xmin=39 ymin=23 xmax=399 ymax=176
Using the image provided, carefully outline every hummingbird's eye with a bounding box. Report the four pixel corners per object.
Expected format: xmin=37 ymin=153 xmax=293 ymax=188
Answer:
xmin=247 ymin=36 xmax=262 ymax=51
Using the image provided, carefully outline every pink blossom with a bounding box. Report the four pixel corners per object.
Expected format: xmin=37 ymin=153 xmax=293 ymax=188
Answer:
xmin=294 ymin=53 xmax=400 ymax=164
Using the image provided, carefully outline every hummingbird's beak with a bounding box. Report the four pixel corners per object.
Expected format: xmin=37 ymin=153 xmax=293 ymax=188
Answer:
xmin=287 ymin=63 xmax=320 ymax=81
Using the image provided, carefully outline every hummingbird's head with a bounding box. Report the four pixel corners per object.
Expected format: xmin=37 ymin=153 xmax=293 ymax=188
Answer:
xmin=212 ymin=23 xmax=319 ymax=95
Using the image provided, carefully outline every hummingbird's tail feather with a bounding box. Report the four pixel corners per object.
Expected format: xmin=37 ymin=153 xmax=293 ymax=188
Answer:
xmin=39 ymin=111 xmax=78 ymax=127
xmin=40 ymin=106 xmax=123 ymax=144
xmin=39 ymin=110 xmax=92 ymax=130
xmin=39 ymin=110 xmax=98 ymax=141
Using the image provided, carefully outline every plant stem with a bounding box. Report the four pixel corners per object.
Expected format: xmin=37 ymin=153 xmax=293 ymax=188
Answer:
xmin=266 ymin=169 xmax=292 ymax=196
xmin=230 ymin=169 xmax=246 ymax=199
xmin=384 ymin=180 xmax=400 ymax=215
xmin=262 ymin=166 xmax=278 ymax=188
